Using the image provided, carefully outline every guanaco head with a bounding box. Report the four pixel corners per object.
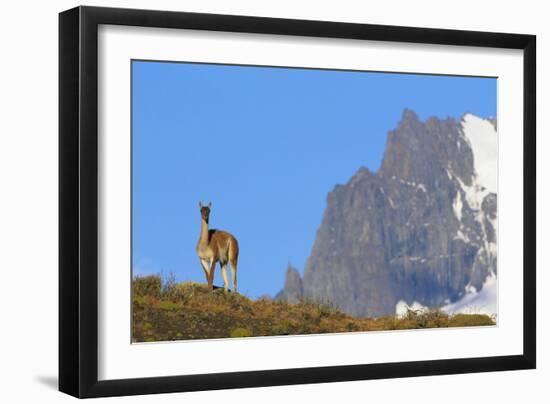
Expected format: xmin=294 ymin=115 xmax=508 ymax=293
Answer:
xmin=199 ymin=201 xmax=212 ymax=223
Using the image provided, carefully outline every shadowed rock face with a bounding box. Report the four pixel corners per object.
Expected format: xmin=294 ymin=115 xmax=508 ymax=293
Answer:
xmin=278 ymin=109 xmax=497 ymax=317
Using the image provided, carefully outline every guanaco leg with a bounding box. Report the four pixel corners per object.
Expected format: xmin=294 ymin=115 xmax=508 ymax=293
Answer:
xmin=229 ymin=260 xmax=237 ymax=293
xmin=221 ymin=263 xmax=230 ymax=292
xmin=207 ymin=259 xmax=216 ymax=290
xmin=199 ymin=258 xmax=210 ymax=284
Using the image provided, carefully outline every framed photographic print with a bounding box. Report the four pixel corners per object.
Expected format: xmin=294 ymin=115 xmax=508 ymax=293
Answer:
xmin=59 ymin=5 xmax=536 ymax=398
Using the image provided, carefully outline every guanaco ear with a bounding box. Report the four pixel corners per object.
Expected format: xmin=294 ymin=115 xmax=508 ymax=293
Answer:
xmin=198 ymin=202 xmax=203 ymax=208
xmin=208 ymin=202 xmax=212 ymax=209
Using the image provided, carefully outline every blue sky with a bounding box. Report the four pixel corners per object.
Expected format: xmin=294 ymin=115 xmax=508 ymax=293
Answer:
xmin=132 ymin=60 xmax=496 ymax=298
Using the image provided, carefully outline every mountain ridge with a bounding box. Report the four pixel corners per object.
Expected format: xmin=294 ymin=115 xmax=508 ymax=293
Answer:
xmin=277 ymin=109 xmax=498 ymax=317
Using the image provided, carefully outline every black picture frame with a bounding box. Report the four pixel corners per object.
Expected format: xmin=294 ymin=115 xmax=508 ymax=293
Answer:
xmin=59 ymin=5 xmax=536 ymax=398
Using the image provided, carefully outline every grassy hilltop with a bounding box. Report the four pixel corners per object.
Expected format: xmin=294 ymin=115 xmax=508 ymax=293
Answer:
xmin=132 ymin=275 xmax=495 ymax=343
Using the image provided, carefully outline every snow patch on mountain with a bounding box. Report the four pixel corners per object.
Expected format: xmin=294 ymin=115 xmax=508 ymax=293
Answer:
xmin=461 ymin=113 xmax=498 ymax=194
xmin=453 ymin=191 xmax=463 ymax=221
xmin=395 ymin=300 xmax=429 ymax=318
xmin=444 ymin=115 xmax=498 ymax=315
xmin=441 ymin=273 xmax=497 ymax=317
xmin=448 ymin=170 xmax=486 ymax=216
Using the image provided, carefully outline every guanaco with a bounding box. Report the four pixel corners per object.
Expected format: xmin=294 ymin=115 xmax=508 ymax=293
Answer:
xmin=196 ymin=202 xmax=239 ymax=292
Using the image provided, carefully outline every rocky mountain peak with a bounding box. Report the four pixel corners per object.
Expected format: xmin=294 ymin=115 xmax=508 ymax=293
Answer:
xmin=278 ymin=109 xmax=498 ymax=317
xmin=380 ymin=110 xmax=475 ymax=190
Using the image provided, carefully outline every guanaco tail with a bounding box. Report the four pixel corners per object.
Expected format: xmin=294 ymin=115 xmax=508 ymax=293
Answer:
xmin=196 ymin=202 xmax=239 ymax=292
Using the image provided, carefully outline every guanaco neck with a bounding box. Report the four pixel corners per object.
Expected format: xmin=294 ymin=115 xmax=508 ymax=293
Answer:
xmin=199 ymin=218 xmax=210 ymax=246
